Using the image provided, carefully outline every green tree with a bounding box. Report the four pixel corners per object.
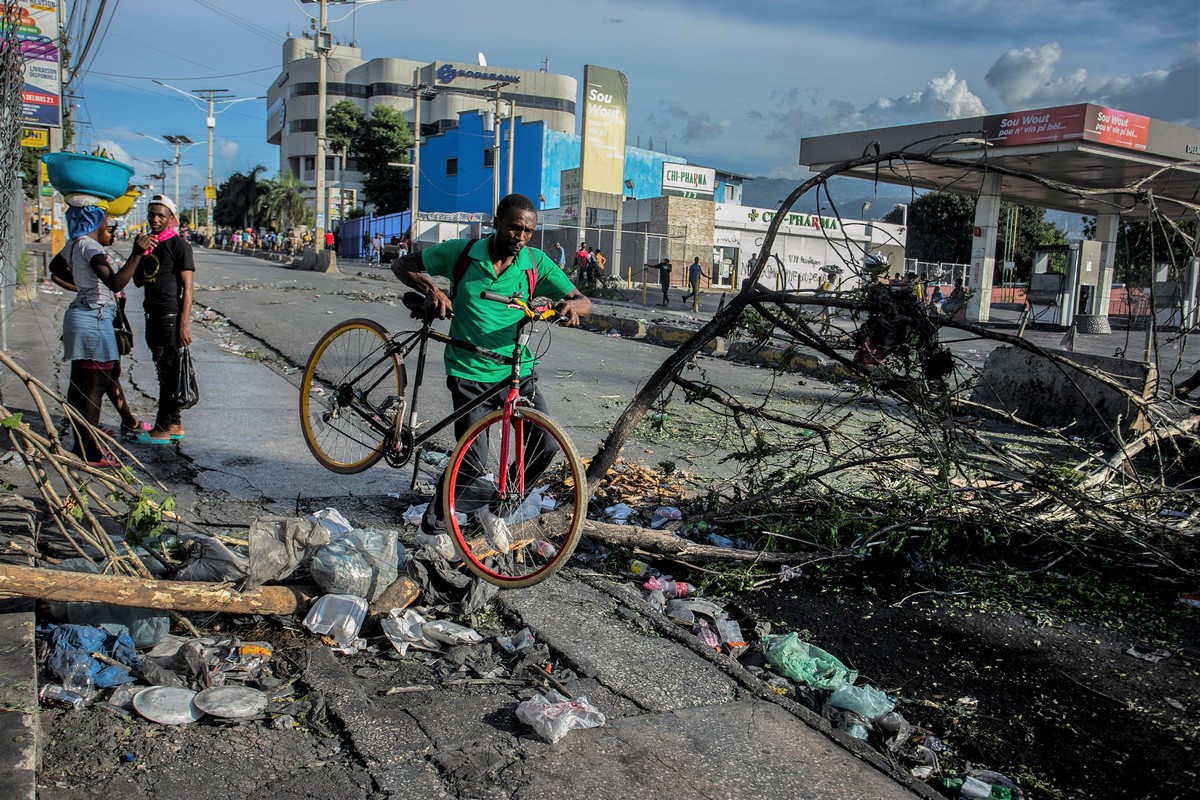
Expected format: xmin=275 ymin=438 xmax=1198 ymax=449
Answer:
xmin=213 ymin=165 xmax=268 ymax=229
xmin=354 ymin=105 xmax=413 ymax=214
xmin=1082 ymin=216 xmax=1197 ymax=286
xmin=327 ymin=100 xmax=363 ymax=157
xmin=897 ymin=191 xmax=1066 ymax=279
xmin=254 ymin=170 xmax=312 ymax=231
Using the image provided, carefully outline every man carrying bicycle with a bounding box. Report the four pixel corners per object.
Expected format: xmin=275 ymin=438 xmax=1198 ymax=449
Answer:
xmin=391 ymin=193 xmax=592 ymax=538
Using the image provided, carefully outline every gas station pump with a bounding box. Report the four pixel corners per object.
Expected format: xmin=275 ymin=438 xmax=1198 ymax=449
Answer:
xmin=1026 ymin=241 xmax=1102 ymax=328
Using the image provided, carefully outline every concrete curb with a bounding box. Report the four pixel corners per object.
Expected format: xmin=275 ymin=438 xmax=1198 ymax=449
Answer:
xmin=0 ymin=495 xmax=41 ymax=800
xmin=583 ymin=310 xmax=856 ymax=379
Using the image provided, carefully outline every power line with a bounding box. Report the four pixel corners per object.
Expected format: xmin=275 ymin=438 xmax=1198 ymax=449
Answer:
xmin=88 ymin=65 xmax=279 ymax=81
xmin=191 ymin=0 xmax=282 ymax=45
xmin=68 ymin=0 xmax=109 ymax=86
xmin=73 ymin=0 xmax=123 ymax=86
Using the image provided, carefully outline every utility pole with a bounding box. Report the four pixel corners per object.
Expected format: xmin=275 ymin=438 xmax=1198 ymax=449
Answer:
xmin=485 ymin=82 xmax=510 ymax=213
xmin=506 ymin=99 xmax=516 ymax=197
xmin=193 ymin=89 xmax=231 ymax=245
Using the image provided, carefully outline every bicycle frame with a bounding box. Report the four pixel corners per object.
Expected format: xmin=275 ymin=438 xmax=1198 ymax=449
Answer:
xmin=330 ymin=291 xmax=554 ymax=489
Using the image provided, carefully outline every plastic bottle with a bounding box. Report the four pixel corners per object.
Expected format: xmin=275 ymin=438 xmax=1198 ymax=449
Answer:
xmin=693 ymin=619 xmax=721 ymax=652
xmin=62 ymin=659 xmax=95 ymax=702
xmin=534 ymin=539 xmax=558 ymax=559
xmin=644 ymin=575 xmax=696 ymax=598
xmin=39 ymin=683 xmax=86 ymax=710
xmin=629 ymin=559 xmax=660 ymax=578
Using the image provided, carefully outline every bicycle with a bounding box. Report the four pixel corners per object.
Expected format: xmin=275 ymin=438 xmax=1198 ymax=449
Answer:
xmin=298 ymin=289 xmax=587 ymax=588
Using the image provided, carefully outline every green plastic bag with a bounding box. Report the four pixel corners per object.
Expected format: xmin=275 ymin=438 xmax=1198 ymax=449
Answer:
xmin=761 ymin=632 xmax=857 ymax=690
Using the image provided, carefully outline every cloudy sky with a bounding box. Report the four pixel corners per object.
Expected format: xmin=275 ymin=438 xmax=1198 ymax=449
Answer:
xmin=66 ymin=0 xmax=1199 ymax=197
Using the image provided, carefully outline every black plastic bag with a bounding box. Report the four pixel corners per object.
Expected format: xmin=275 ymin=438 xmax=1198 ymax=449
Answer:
xmin=113 ymin=295 xmax=134 ymax=356
xmin=171 ymin=346 xmax=200 ymax=409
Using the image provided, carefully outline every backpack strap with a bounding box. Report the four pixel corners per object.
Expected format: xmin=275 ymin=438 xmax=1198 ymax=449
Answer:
xmin=451 ymin=237 xmax=539 ymax=302
xmin=450 ymin=238 xmax=479 ymax=298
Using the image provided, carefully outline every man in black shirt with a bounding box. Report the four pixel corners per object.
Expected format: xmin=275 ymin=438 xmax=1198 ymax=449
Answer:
xmin=131 ymin=194 xmax=195 ymax=444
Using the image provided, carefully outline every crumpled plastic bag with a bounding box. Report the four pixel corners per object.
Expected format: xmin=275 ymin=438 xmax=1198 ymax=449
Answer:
xmin=422 ymin=619 xmax=483 ymax=645
xmin=380 ymin=608 xmax=442 ymax=656
xmin=761 ymin=632 xmax=857 ymax=691
xmin=310 ymin=528 xmax=401 ymax=601
xmin=829 ymin=683 xmax=895 ymax=722
xmin=310 ymin=507 xmax=354 ymax=536
xmin=175 ymin=535 xmax=249 ymax=583
xmin=603 ymin=503 xmax=636 ymax=524
xmin=245 ymin=516 xmax=330 ymax=589
xmin=46 ymin=624 xmax=140 ymax=688
xmin=516 ymin=689 xmax=606 ymax=743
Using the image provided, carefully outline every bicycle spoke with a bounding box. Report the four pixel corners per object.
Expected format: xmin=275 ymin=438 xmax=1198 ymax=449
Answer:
xmin=445 ymin=408 xmax=585 ymax=587
xmin=300 ymin=320 xmax=402 ymax=473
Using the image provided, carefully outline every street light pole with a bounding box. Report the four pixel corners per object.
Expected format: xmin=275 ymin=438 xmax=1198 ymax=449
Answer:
xmin=152 ymin=80 xmax=262 ymax=244
xmin=163 ymin=134 xmax=195 ymax=211
xmin=314 ymin=0 xmax=330 ymax=252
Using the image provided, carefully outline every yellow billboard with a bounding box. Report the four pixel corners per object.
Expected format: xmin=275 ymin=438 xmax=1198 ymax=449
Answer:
xmin=580 ymin=65 xmax=628 ymax=195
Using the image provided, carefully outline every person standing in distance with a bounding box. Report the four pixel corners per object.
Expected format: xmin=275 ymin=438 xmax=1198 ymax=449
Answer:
xmin=682 ymin=256 xmax=706 ymax=303
xmin=650 ymin=258 xmax=672 ymax=306
xmin=391 ymin=194 xmax=592 ymax=538
xmin=554 ymin=241 xmax=566 ymax=269
xmin=131 ymin=195 xmax=194 ymax=445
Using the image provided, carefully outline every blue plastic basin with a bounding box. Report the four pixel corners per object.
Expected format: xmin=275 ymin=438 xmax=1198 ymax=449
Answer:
xmin=40 ymin=152 xmax=134 ymax=201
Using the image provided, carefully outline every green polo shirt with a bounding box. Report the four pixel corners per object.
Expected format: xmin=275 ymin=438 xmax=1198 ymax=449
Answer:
xmin=423 ymin=236 xmax=577 ymax=382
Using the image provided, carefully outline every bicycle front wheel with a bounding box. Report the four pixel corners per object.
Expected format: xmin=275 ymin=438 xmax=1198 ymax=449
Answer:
xmin=444 ymin=407 xmax=586 ymax=588
xmin=300 ymin=319 xmax=403 ymax=474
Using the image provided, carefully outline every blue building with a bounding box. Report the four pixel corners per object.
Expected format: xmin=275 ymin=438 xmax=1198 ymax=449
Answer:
xmin=418 ymin=111 xmax=744 ymax=215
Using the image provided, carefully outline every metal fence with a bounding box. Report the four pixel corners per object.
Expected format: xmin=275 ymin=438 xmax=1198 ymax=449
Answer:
xmin=0 ymin=8 xmax=27 ymax=351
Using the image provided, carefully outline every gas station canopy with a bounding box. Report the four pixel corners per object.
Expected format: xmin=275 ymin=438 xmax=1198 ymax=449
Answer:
xmin=799 ymin=104 xmax=1200 ymax=219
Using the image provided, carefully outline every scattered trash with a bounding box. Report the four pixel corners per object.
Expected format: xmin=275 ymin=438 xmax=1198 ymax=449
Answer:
xmin=132 ymin=686 xmax=204 ymax=725
xmin=778 ymin=564 xmax=803 ymax=582
xmin=693 ymin=619 xmax=721 ymax=652
xmin=643 ymin=575 xmax=697 ymax=598
xmin=175 ymin=535 xmax=249 ymax=583
xmin=1159 ymin=509 xmax=1190 ymax=519
xmin=244 ymin=516 xmax=330 ymax=589
xmin=193 ymin=686 xmax=269 ymax=719
xmin=1179 ymin=591 xmax=1200 ymax=609
xmin=629 ymin=559 xmax=660 ymax=578
xmin=303 ymin=594 xmax=368 ymax=648
xmin=603 ymin=503 xmax=636 ymax=524
xmin=829 ymin=684 xmax=895 ymax=724
xmin=403 ymin=503 xmax=428 ymax=527
xmin=48 ymin=559 xmax=170 ymax=648
xmin=39 ymin=683 xmax=87 ymax=710
xmin=310 ymin=528 xmax=401 ymax=601
xmin=46 ymin=624 xmax=140 ymax=688
xmin=496 ymin=628 xmax=536 ymax=654
xmin=380 ymin=608 xmax=442 ymax=656
xmin=422 ymin=619 xmax=484 ymax=645
xmin=516 ymin=689 xmax=606 ymax=743
xmin=310 ymin=507 xmax=354 ymax=536
xmin=649 ymin=506 xmax=682 ymax=529
xmin=761 ymin=632 xmax=857 ymax=691
xmin=1124 ymin=642 xmax=1171 ymax=663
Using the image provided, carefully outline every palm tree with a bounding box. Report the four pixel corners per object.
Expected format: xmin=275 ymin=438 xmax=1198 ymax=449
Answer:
xmin=236 ymin=164 xmax=268 ymax=229
xmin=254 ymin=170 xmax=312 ymax=231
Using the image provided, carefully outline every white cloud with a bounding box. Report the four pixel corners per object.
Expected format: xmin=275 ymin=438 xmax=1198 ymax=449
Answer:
xmin=95 ymin=139 xmax=133 ymax=167
xmin=219 ymin=139 xmax=239 ymax=159
xmin=985 ymin=42 xmax=1200 ymax=123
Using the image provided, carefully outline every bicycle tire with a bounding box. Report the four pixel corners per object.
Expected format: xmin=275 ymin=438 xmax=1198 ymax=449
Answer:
xmin=300 ymin=318 xmax=403 ymax=474
xmin=444 ymin=407 xmax=586 ymax=588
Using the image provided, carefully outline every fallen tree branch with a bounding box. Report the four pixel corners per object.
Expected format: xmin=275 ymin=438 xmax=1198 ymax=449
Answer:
xmin=580 ymin=518 xmax=808 ymax=565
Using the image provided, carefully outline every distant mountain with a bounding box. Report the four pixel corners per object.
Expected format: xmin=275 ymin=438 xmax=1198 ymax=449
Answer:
xmin=741 ymin=176 xmax=916 ymax=219
xmin=743 ymin=175 xmax=1086 ymax=237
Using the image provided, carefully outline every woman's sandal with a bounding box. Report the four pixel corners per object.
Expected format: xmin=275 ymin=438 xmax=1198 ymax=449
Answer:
xmin=131 ymin=431 xmax=174 ymax=445
xmin=120 ymin=421 xmax=154 ymax=438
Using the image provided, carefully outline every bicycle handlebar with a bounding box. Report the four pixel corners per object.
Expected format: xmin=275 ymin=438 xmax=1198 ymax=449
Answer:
xmin=480 ymin=291 xmax=559 ymax=322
